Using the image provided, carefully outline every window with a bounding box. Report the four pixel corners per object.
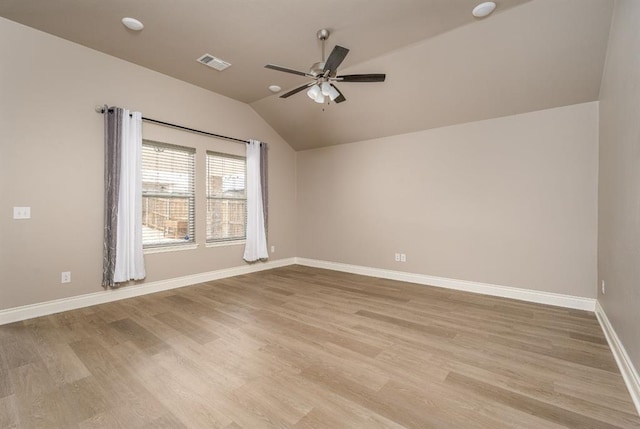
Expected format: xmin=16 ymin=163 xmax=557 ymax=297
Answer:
xmin=141 ymin=141 xmax=195 ymax=249
xmin=206 ymin=151 xmax=246 ymax=243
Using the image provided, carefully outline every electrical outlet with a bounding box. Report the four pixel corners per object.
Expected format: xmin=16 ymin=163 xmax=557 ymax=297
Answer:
xmin=395 ymin=253 xmax=401 ymax=262
xmin=601 ymin=280 xmax=605 ymax=295
xmin=271 ymin=245 xmax=276 ymax=253
xmin=400 ymin=253 xmax=407 ymax=262
xmin=61 ymin=271 xmax=71 ymax=284
xmin=13 ymin=206 xmax=31 ymax=219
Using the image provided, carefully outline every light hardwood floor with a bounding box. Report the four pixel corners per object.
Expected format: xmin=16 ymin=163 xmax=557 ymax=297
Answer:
xmin=1 ymin=265 xmax=638 ymax=428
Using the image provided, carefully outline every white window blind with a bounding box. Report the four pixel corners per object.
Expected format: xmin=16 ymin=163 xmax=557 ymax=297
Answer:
xmin=206 ymin=151 xmax=246 ymax=243
xmin=141 ymin=141 xmax=195 ymax=248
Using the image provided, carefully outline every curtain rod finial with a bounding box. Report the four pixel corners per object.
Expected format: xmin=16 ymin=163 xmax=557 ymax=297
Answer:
xmin=95 ymin=105 xmax=105 ymax=114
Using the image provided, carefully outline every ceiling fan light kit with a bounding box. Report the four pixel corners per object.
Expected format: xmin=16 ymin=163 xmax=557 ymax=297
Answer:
xmin=307 ymin=84 xmax=324 ymax=103
xmin=321 ymin=82 xmax=340 ymax=100
xmin=305 ymin=81 xmax=340 ymax=104
xmin=265 ymin=28 xmax=386 ymax=105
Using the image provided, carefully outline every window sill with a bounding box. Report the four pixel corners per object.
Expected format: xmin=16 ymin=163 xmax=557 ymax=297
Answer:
xmin=144 ymin=243 xmax=199 ymax=254
xmin=206 ymin=240 xmax=246 ymax=248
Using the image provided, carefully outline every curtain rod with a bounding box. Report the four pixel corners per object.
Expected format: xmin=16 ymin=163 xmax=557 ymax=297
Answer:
xmin=95 ymin=106 xmax=253 ymax=145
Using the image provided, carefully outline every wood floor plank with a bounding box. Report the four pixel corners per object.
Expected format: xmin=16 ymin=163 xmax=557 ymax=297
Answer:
xmin=109 ymin=318 xmax=168 ymax=354
xmin=301 ymin=362 xmax=433 ymax=429
xmin=570 ymin=331 xmax=609 ymax=345
xmin=555 ymin=371 xmax=636 ymax=410
xmin=254 ymin=308 xmax=384 ymax=358
xmin=0 ymin=350 xmax=14 ymax=399
xmin=0 ymin=394 xmax=21 ymax=428
xmin=443 ymin=356 xmax=640 ymax=427
xmin=47 ymin=375 xmax=111 ymax=426
xmin=445 ymin=371 xmax=633 ymax=429
xmin=376 ymin=379 xmax=559 ymax=429
xmin=129 ymin=349 xmax=235 ymax=427
xmin=0 ymin=338 xmax=40 ymax=370
xmin=355 ymin=309 xmax=457 ymax=339
xmin=153 ymin=311 xmax=219 ymax=345
xmin=275 ymin=369 xmax=406 ymax=429
xmin=0 ymin=265 xmax=637 ymax=428
xmin=68 ymin=337 xmax=170 ymax=426
xmin=77 ymin=411 xmax=124 ymax=429
xmin=9 ymin=361 xmax=68 ymax=428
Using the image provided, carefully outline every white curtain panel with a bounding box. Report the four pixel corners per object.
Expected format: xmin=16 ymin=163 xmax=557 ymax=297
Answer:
xmin=243 ymin=140 xmax=269 ymax=262
xmin=114 ymin=110 xmax=146 ymax=282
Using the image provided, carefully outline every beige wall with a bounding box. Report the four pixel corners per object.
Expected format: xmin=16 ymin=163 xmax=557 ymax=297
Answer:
xmin=0 ymin=14 xmax=606 ymax=313
xmin=598 ymin=0 xmax=640 ymax=371
xmin=296 ymin=102 xmax=599 ymax=298
xmin=0 ymin=17 xmax=297 ymax=310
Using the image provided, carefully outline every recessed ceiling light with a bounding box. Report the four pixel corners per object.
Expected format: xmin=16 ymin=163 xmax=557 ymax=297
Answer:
xmin=268 ymin=85 xmax=282 ymax=93
xmin=472 ymin=2 xmax=496 ymax=18
xmin=122 ymin=17 xmax=144 ymax=31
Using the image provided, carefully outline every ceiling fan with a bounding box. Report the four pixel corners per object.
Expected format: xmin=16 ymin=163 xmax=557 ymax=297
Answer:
xmin=265 ymin=29 xmax=386 ymax=104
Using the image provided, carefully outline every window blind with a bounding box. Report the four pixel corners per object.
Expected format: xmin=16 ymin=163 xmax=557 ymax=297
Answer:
xmin=206 ymin=151 xmax=247 ymax=242
xmin=141 ymin=141 xmax=195 ymax=248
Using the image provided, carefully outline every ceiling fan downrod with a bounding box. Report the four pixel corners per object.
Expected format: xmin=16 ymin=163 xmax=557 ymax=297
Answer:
xmin=317 ymin=28 xmax=329 ymax=60
xmin=311 ymin=29 xmax=330 ymax=76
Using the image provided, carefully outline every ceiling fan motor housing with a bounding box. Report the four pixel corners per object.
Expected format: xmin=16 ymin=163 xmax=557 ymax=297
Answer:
xmin=309 ymin=61 xmax=326 ymax=76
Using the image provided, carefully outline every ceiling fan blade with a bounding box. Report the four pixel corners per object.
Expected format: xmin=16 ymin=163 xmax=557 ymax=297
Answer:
xmin=337 ymin=74 xmax=386 ymax=82
xmin=280 ymin=82 xmax=314 ymax=98
xmin=323 ymin=45 xmax=350 ymax=76
xmin=331 ymin=84 xmax=346 ymax=103
xmin=265 ymin=64 xmax=312 ymax=77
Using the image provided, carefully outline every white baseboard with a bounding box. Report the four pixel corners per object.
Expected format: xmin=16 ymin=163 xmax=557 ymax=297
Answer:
xmin=595 ymin=301 xmax=640 ymax=416
xmin=294 ymin=258 xmax=596 ymax=311
xmin=0 ymin=256 xmax=596 ymax=324
xmin=0 ymin=257 xmax=296 ymax=325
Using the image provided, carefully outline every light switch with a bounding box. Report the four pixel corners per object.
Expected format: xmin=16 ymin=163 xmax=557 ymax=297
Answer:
xmin=13 ymin=207 xmax=31 ymax=219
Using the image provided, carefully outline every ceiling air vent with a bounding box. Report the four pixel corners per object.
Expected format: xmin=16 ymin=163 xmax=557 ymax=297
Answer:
xmin=196 ymin=53 xmax=231 ymax=71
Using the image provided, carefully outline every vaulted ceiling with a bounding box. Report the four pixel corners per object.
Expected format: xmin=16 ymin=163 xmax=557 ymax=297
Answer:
xmin=0 ymin=0 xmax=614 ymax=150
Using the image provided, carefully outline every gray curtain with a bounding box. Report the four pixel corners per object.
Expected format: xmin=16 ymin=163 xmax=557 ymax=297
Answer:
xmin=260 ymin=143 xmax=268 ymax=236
xmin=102 ymin=106 xmax=122 ymax=287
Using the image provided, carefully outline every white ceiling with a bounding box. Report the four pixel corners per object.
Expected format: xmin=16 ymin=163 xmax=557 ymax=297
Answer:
xmin=0 ymin=0 xmax=614 ymax=150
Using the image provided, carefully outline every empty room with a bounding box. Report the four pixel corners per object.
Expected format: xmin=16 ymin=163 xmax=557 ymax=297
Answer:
xmin=1 ymin=0 xmax=639 ymax=427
